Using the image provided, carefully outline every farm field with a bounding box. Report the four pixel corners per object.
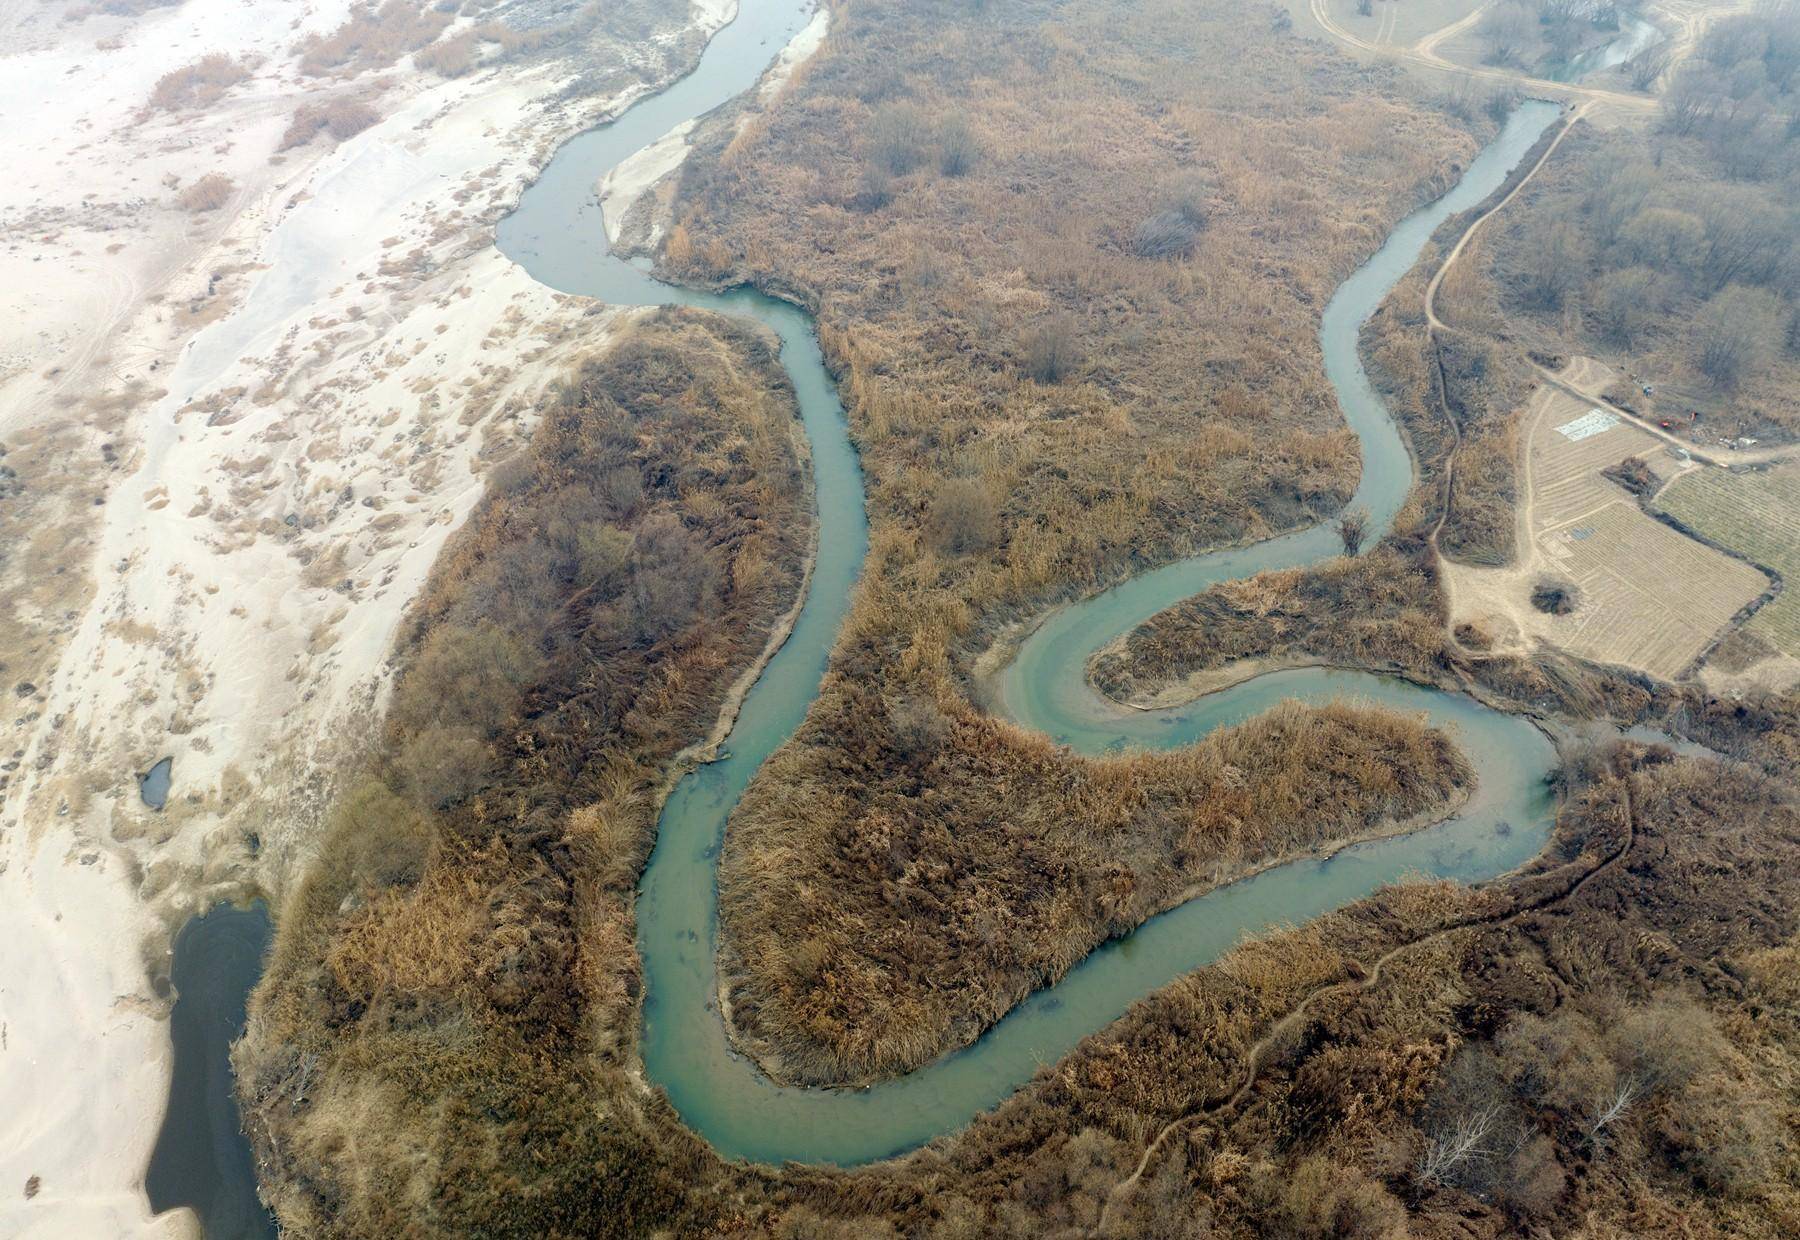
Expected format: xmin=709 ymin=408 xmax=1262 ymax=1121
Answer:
xmin=1658 ymin=460 xmax=1800 ymax=668
xmin=1443 ymin=368 xmax=1770 ymax=682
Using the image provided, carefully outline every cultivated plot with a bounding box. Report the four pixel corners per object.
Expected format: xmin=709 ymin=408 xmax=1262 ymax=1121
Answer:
xmin=1443 ymin=373 xmax=1768 ymax=682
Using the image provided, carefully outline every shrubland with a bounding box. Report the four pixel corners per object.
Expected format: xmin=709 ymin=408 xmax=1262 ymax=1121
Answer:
xmin=175 ymin=173 xmax=236 ymax=213
xmin=143 ymin=53 xmax=251 ymax=114
xmin=722 ymin=696 xmax=1469 ymax=1083
xmin=278 ymin=98 xmax=383 ymax=150
xmin=235 ymin=309 xmax=810 ymax=1234
xmin=663 ymin=0 xmax=1493 ymax=1083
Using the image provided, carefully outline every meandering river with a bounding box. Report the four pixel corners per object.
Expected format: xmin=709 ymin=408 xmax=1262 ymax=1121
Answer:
xmin=151 ymin=0 xmax=1603 ymax=1224
xmin=497 ymin=0 xmax=1563 ymax=1164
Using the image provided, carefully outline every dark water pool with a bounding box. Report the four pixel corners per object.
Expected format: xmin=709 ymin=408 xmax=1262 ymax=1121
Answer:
xmin=144 ymin=902 xmax=276 ymax=1239
xmin=138 ymin=756 xmax=172 ymax=810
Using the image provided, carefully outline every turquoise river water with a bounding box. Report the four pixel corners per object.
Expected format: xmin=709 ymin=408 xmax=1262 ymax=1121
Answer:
xmin=496 ymin=0 xmax=1564 ymax=1166
xmin=149 ymin=0 xmax=1605 ymax=1226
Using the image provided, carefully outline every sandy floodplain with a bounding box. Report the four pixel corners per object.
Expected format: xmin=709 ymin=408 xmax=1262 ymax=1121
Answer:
xmin=0 ymin=1 xmax=742 ymax=1233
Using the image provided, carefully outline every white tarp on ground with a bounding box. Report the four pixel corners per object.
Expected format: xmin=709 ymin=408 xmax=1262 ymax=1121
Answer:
xmin=1556 ymin=408 xmax=1620 ymax=441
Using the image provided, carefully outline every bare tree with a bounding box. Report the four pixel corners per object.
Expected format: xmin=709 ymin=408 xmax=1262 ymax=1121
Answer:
xmin=1694 ymin=284 xmax=1784 ymax=388
xmin=1520 ymin=221 xmax=1589 ymax=312
xmin=1337 ymin=508 xmax=1367 ymax=556
xmin=1628 ymin=45 xmax=1671 ymax=91
xmin=1662 ymin=64 xmax=1728 ymax=134
xmin=1419 ymin=1103 xmax=1502 ymax=1183
xmin=1585 ymin=1074 xmax=1644 ymax=1148
xmin=1479 ymin=2 xmax=1537 ymax=66
xmin=1587 ymin=267 xmax=1660 ymax=349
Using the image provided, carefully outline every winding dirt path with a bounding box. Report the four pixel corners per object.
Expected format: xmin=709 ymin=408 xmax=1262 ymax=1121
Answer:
xmin=1307 ymin=0 xmax=1659 ymax=110
xmin=1423 ymin=101 xmax=1588 ymax=558
xmin=1096 ymin=775 xmax=1640 ymax=1233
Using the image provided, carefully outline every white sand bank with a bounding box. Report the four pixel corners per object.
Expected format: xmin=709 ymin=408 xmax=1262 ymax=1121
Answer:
xmin=0 ymin=0 xmax=735 ymax=1232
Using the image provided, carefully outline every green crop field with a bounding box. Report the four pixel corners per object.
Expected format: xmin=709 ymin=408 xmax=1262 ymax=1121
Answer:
xmin=1657 ymin=462 xmax=1800 ymax=658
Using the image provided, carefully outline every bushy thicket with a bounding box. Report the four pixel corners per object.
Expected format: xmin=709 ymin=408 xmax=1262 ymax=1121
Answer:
xmin=1477 ymin=5 xmax=1800 ymax=432
xmin=235 ymin=310 xmax=808 ymax=1236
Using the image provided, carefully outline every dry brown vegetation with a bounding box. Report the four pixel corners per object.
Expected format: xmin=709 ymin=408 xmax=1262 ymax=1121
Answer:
xmin=414 ymin=28 xmax=481 ymax=77
xmin=235 ymin=309 xmax=810 ymax=1235
xmin=297 ymin=0 xmax=454 ymax=78
xmin=657 ymin=0 xmax=1492 ymax=1082
xmin=723 ymin=697 xmax=1469 ymax=1083
xmin=1094 ymin=525 xmax=1449 ymax=703
xmin=252 ymin=705 xmax=1800 ymax=1238
xmin=278 ymin=98 xmax=382 ymax=151
xmin=175 ymin=172 xmax=235 ymax=214
xmin=1087 ymin=491 xmax=1796 ymax=765
xmin=144 ymin=53 xmax=251 ymax=114
xmin=234 ymin=3 xmax=1800 ymax=1236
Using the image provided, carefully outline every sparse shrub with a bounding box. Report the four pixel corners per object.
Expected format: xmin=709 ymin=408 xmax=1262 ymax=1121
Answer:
xmin=1531 ymin=579 xmax=1580 ymax=615
xmin=1268 ymin=1156 xmax=1405 ymax=1239
xmin=1021 ymin=316 xmax=1080 ymax=384
xmin=1485 ymin=83 xmax=1523 ymax=123
xmin=936 ymin=114 xmax=977 ymax=176
xmin=926 ymin=476 xmax=999 ymax=555
xmin=146 ymin=53 xmax=250 ymax=113
xmin=1601 ymin=454 xmax=1657 ymax=497
xmin=415 ymin=30 xmax=479 ymax=77
xmin=867 ymin=101 xmax=931 ymax=175
xmin=394 ymin=724 xmax=493 ymax=810
xmin=279 ymin=98 xmax=382 ymax=150
xmin=176 ymin=173 xmax=235 ymax=213
xmin=1130 ymin=208 xmax=1202 ymax=260
xmin=853 ymin=162 xmax=894 ymax=212
xmin=887 ymin=695 xmax=951 ymax=761
xmin=627 ymin=512 xmax=721 ymax=643
xmin=298 ymin=0 xmax=454 ymax=77
xmin=1337 ymin=508 xmax=1367 ymax=556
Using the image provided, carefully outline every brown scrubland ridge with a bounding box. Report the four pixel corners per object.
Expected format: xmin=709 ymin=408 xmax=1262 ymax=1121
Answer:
xmin=248 ymin=703 xmax=1800 ymax=1234
xmin=661 ymin=0 xmax=1503 ymax=1085
xmin=233 ymin=308 xmax=812 ymax=1235
xmin=722 ymin=698 xmax=1470 ymax=1085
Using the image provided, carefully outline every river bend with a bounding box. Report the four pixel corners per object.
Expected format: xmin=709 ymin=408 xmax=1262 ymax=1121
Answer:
xmin=496 ymin=0 xmax=1566 ymax=1166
